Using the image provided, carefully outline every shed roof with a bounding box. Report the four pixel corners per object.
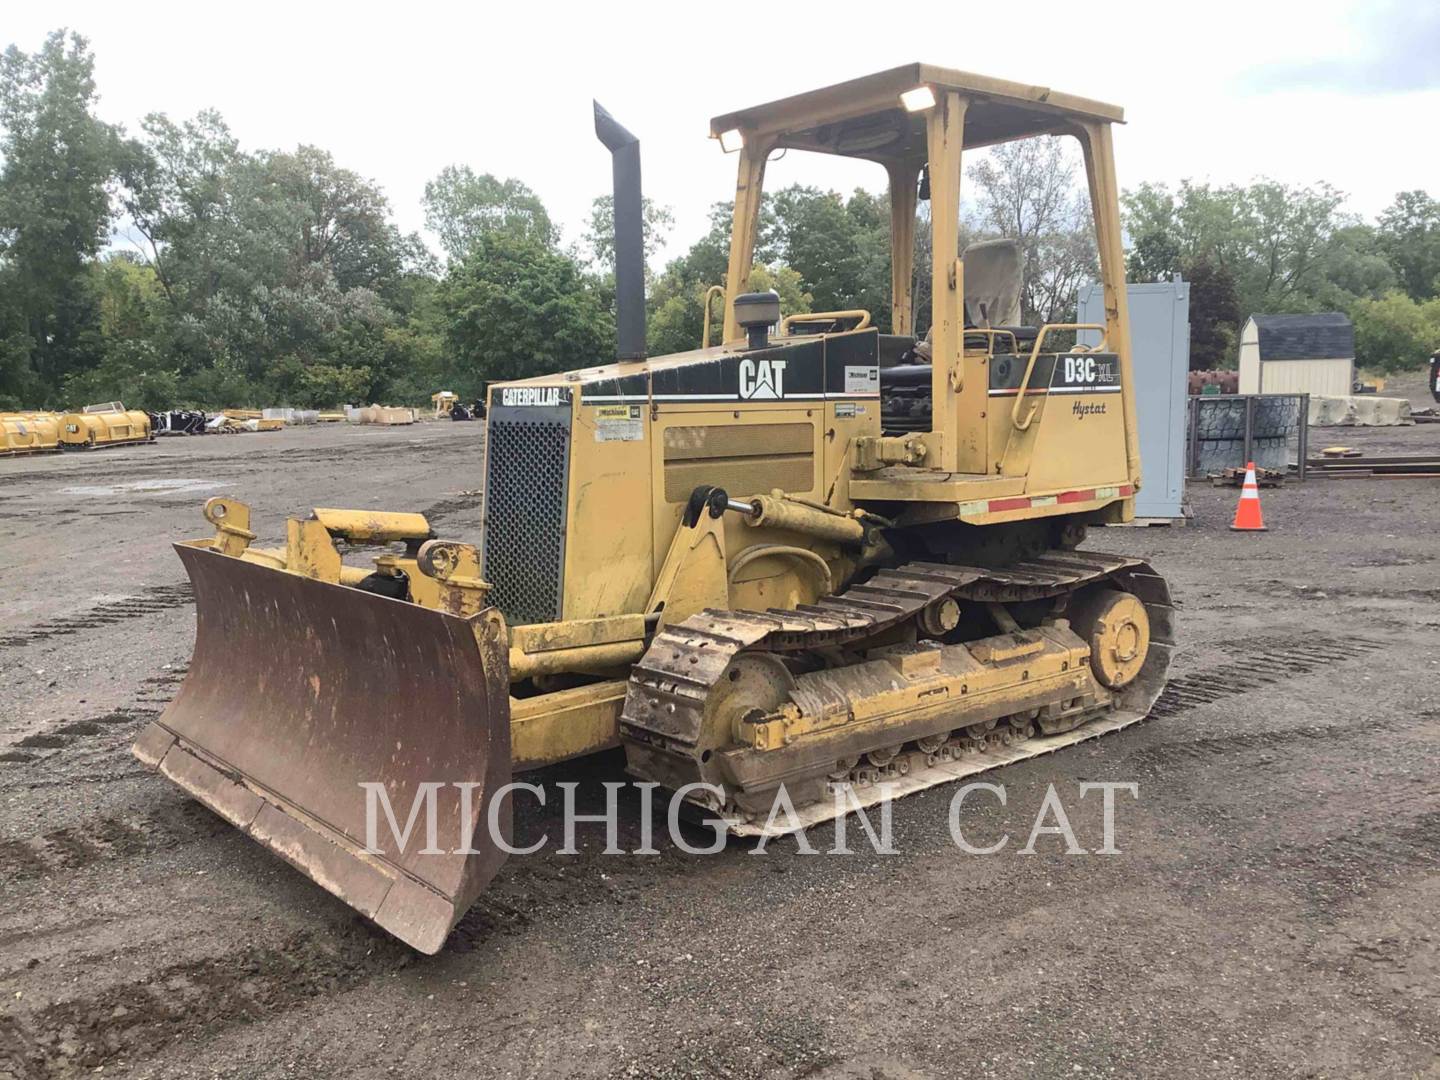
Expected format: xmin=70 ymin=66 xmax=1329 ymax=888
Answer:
xmin=1250 ymin=313 xmax=1354 ymax=361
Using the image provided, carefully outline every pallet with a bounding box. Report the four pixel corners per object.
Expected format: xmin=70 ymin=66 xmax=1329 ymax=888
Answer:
xmin=1209 ymin=467 xmax=1284 ymax=488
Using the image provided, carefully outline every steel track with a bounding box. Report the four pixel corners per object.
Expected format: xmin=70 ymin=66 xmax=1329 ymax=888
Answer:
xmin=621 ymin=551 xmax=1176 ymax=835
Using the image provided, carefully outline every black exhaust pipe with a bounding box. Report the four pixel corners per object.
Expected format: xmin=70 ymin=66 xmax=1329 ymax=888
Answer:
xmin=593 ymin=101 xmax=646 ymax=362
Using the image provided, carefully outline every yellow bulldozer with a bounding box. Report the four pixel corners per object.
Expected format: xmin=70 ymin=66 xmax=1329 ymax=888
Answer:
xmin=134 ymin=64 xmax=1174 ymax=953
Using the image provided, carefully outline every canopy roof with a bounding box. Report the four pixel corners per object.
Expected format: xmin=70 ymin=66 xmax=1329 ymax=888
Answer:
xmin=709 ymin=63 xmax=1124 ymax=164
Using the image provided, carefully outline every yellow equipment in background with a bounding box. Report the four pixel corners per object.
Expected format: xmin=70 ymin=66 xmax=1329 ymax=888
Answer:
xmin=58 ymin=402 xmax=153 ymax=449
xmin=0 ymin=412 xmax=62 ymax=455
xmin=136 ymin=65 xmax=1175 ymax=954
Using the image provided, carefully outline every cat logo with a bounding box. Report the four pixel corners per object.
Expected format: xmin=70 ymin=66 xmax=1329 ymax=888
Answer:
xmin=738 ymin=357 xmax=787 ymax=399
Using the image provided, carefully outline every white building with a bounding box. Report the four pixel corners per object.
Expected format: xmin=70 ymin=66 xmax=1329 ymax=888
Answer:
xmin=1237 ymin=312 xmax=1355 ymax=396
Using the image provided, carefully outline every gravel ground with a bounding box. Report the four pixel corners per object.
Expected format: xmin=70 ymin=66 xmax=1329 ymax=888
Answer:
xmin=1 ymin=411 xmax=1437 ymax=1080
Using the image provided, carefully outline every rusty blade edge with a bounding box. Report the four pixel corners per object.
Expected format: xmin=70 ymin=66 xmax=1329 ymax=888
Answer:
xmin=133 ymin=722 xmax=461 ymax=954
xmin=133 ymin=544 xmax=513 ymax=954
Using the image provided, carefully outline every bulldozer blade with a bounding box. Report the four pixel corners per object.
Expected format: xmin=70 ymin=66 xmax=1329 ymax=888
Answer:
xmin=133 ymin=544 xmax=512 ymax=954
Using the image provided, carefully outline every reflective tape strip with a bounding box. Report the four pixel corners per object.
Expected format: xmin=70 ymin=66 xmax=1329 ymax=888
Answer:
xmin=957 ymin=483 xmax=1134 ymax=519
xmin=987 ymin=496 xmax=1032 ymax=512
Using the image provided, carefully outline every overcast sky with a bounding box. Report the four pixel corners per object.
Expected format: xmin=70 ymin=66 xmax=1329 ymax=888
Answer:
xmin=9 ymin=0 xmax=1439 ymax=265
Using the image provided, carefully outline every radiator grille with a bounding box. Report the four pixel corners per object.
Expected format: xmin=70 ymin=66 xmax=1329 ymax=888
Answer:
xmin=482 ymin=413 xmax=571 ymax=625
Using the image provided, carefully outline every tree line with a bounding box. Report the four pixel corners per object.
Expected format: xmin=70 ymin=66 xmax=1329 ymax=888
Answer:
xmin=1125 ymin=181 xmax=1440 ymax=371
xmin=2 ymin=31 xmax=1437 ymax=412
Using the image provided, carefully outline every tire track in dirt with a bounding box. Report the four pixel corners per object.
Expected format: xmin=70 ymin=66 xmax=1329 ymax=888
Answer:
xmin=418 ymin=489 xmax=484 ymax=529
xmin=1 ymin=661 xmax=184 ymax=775
xmin=2 ymin=491 xmax=481 ymax=654
xmin=1124 ymin=714 xmax=1426 ymax=769
xmin=1261 ymin=581 xmax=1440 ymax=603
xmin=0 ymin=707 xmax=162 ymax=766
xmin=1149 ymin=634 xmax=1385 ymax=719
xmin=1128 ymin=635 xmax=1395 ymax=768
xmin=0 ymin=584 xmax=193 ymax=650
xmin=0 ymin=930 xmax=413 ymax=1078
xmin=0 ymin=800 xmax=231 ymax=886
xmin=443 ymin=753 xmax=757 ymax=950
xmin=448 ymin=849 xmax=657 ymax=947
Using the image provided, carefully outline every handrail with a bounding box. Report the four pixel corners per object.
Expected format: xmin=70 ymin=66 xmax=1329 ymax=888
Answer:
xmin=779 ymin=309 xmax=872 ymax=336
xmin=701 ymin=285 xmax=726 ymax=350
xmin=963 ymin=328 xmax=1019 ymax=356
xmin=1010 ymin=322 xmax=1109 ymax=431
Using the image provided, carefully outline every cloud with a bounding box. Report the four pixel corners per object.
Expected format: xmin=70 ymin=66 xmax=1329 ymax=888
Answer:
xmin=1243 ymin=3 xmax=1440 ymax=93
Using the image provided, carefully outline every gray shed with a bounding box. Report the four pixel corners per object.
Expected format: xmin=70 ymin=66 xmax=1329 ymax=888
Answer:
xmin=1237 ymin=312 xmax=1354 ymax=396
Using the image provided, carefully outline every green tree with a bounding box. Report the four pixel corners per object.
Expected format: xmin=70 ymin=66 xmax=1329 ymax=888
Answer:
xmin=582 ymin=194 xmax=675 ymax=271
xmin=61 ymin=253 xmax=177 ymax=409
xmin=261 ymin=145 xmax=421 ymax=291
xmin=967 ymin=137 xmax=1095 ymax=325
xmin=645 ymin=201 xmax=738 ymax=355
xmin=1121 ymin=177 xmax=1387 ymax=371
xmin=1121 ymin=178 xmax=1354 ymax=316
xmin=1180 ymin=253 xmax=1242 ymax=370
xmin=94 ymin=253 xmax=164 ymax=339
xmin=768 ymin=185 xmax=891 ymax=327
xmin=422 ymin=166 xmax=555 ymax=260
xmin=746 ymin=265 xmax=812 ymax=322
xmin=646 ymin=281 xmax=716 ymax=357
xmin=0 ymin=30 xmax=128 ymax=405
xmin=1122 ymin=180 xmax=1253 ymax=285
xmin=643 ymin=200 xmax=818 ymax=356
xmin=647 ymin=263 xmax=811 ymax=357
xmin=1376 ymin=190 xmax=1440 ymax=301
xmin=1123 ymin=182 xmax=1183 ymax=284
xmin=438 ymin=232 xmax=613 ymax=388
xmin=1242 ymin=180 xmax=1347 ymax=308
xmin=910 ymin=201 xmax=934 ymax=337
xmin=658 ymin=201 xmax=735 ymax=282
xmin=121 ymin=114 xmax=427 ymax=404
xmin=120 ymin=109 xmax=239 ymax=308
xmin=1307 ymin=222 xmax=1394 ymax=311
xmin=1351 ymin=291 xmax=1440 ymax=374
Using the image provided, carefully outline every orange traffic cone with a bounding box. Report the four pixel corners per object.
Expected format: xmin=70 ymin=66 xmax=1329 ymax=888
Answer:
xmin=1230 ymin=462 xmax=1267 ymax=531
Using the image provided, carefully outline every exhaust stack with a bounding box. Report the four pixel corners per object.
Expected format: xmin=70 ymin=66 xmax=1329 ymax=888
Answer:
xmin=593 ymin=101 xmax=646 ymax=361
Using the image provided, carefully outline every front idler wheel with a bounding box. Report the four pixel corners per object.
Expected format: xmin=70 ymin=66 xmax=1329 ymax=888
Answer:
xmin=1069 ymin=588 xmax=1151 ymax=690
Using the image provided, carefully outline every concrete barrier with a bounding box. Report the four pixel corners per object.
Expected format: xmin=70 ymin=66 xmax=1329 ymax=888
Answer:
xmin=1308 ymin=395 xmax=1413 ymax=427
